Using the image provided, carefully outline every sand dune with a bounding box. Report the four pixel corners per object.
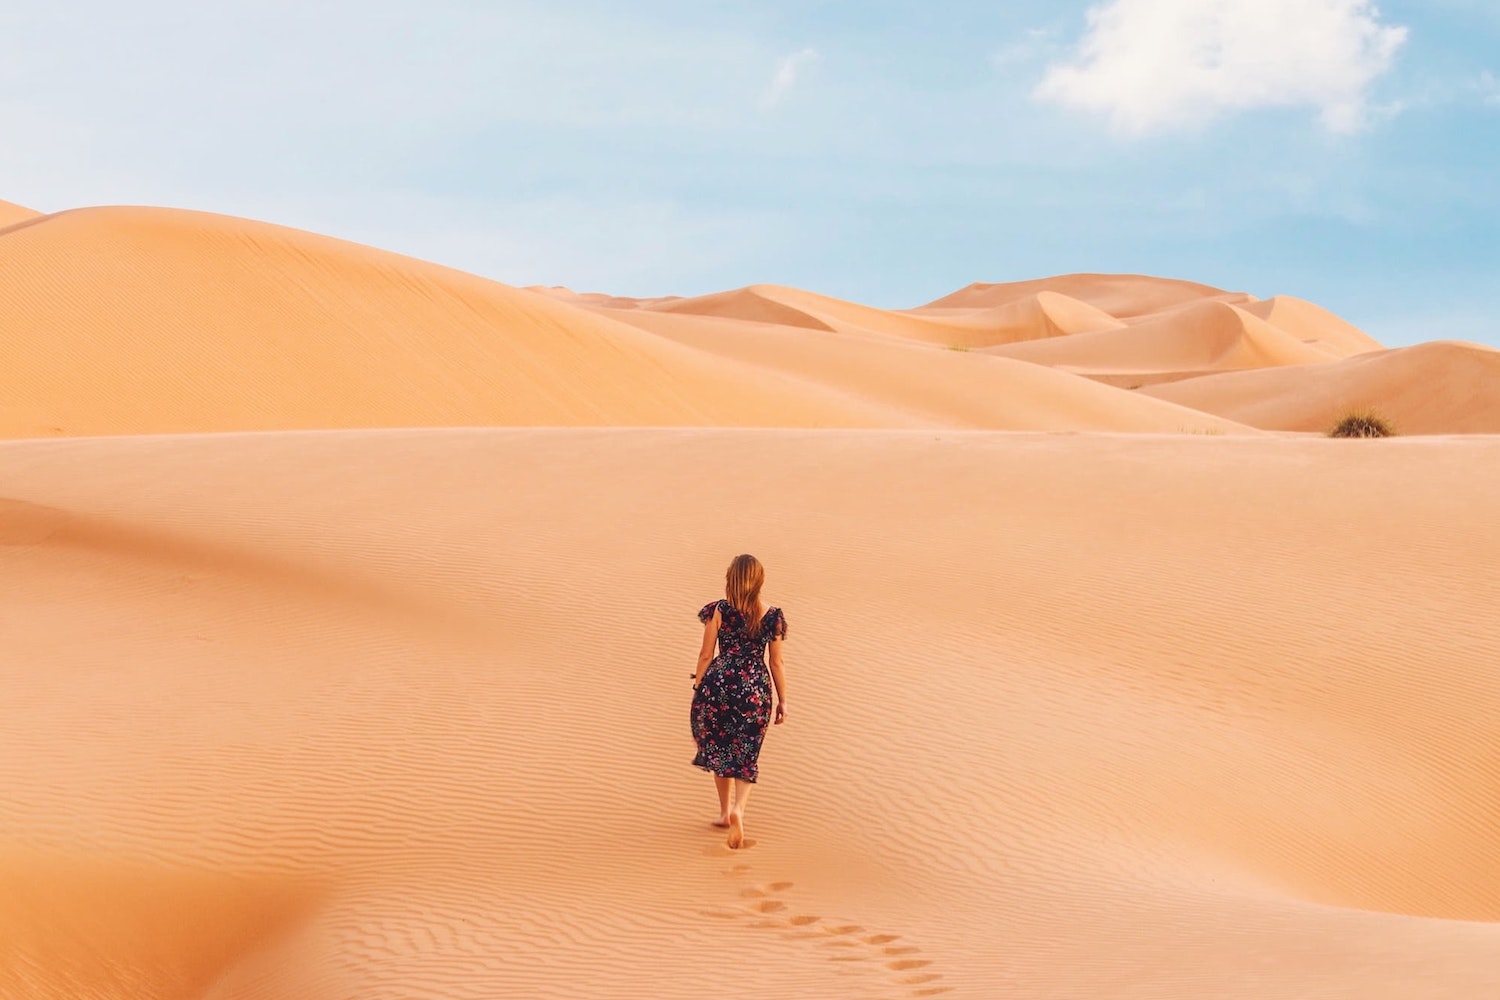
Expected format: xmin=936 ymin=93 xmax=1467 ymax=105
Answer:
xmin=1144 ymin=340 xmax=1500 ymax=433
xmin=1241 ymin=296 xmax=1385 ymax=357
xmin=0 ymin=210 xmax=1271 ymax=437
xmin=924 ymin=272 xmax=1251 ymax=317
xmin=649 ymin=285 xmax=839 ymax=331
xmin=0 ymin=201 xmax=1404 ymax=438
xmin=937 ymin=289 xmax=1128 ymax=345
xmin=0 ymin=206 xmax=943 ymax=436
xmin=640 ymin=283 xmax=991 ymax=345
xmin=981 ymin=299 xmax=1353 ymax=384
xmin=605 ymin=306 xmax=1249 ymax=433
xmin=0 ymin=198 xmax=41 ymax=229
xmin=527 ymin=285 xmax=681 ymax=310
xmin=3 ymin=428 xmax=1498 ymax=999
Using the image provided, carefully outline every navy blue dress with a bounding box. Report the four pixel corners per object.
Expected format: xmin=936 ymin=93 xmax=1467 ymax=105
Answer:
xmin=691 ymin=600 xmax=788 ymax=782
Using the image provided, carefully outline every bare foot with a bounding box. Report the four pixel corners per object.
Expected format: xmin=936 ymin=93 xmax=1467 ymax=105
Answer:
xmin=712 ymin=816 xmax=731 ymax=828
xmin=726 ymin=813 xmax=745 ymax=849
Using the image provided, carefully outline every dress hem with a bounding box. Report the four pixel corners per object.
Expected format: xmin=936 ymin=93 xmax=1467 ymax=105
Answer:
xmin=691 ymin=757 xmax=758 ymax=783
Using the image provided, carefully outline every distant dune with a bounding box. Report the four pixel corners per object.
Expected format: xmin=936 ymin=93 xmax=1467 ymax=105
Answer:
xmin=3 ymin=199 xmax=1499 ymax=1000
xmin=1145 ymin=340 xmax=1500 ymax=433
xmin=603 ymin=306 xmax=1248 ymax=433
xmin=983 ymin=298 xmax=1368 ymax=377
xmin=923 ymin=272 xmax=1248 ymax=317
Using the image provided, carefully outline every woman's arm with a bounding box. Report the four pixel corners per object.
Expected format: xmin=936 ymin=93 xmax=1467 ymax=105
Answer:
xmin=692 ymin=610 xmax=720 ymax=688
xmin=767 ymin=638 xmax=787 ymax=723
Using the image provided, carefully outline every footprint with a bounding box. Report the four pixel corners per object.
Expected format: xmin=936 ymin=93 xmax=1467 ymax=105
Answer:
xmin=743 ymin=881 xmax=794 ymax=899
xmin=714 ymin=866 xmax=943 ymax=995
xmin=699 ymin=909 xmax=743 ymax=920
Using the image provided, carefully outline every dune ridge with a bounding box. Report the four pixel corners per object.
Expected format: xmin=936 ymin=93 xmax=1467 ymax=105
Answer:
xmin=3 ymin=428 xmax=1498 ymax=998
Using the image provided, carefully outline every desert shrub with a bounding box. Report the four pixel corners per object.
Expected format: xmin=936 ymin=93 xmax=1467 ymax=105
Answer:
xmin=1328 ymin=411 xmax=1395 ymax=438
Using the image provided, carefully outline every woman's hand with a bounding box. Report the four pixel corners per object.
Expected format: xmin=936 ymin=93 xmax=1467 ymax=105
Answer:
xmin=774 ymin=701 xmax=786 ymax=725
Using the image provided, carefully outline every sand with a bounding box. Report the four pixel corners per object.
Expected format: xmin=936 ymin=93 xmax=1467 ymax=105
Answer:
xmin=0 ymin=198 xmax=41 ymax=229
xmin=3 ymin=202 xmax=1499 ymax=999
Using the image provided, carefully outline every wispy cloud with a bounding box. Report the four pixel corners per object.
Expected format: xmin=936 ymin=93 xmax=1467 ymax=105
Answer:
xmin=759 ymin=48 xmax=819 ymax=111
xmin=1481 ymin=70 xmax=1500 ymax=107
xmin=990 ymin=27 xmax=1059 ymax=73
xmin=1034 ymin=0 xmax=1408 ymax=134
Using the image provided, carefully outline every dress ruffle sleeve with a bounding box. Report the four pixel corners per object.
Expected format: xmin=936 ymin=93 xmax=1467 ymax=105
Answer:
xmin=768 ymin=607 xmax=788 ymax=641
xmin=698 ymin=600 xmax=722 ymax=623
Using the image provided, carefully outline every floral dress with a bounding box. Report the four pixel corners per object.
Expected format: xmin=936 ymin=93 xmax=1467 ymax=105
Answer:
xmin=691 ymin=600 xmax=788 ymax=783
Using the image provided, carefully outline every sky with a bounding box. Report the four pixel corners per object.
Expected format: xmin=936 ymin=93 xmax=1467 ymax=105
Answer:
xmin=1 ymin=0 xmax=1496 ymax=346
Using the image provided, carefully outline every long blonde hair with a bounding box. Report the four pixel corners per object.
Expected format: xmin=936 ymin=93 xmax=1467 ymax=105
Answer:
xmin=725 ymin=554 xmax=766 ymax=636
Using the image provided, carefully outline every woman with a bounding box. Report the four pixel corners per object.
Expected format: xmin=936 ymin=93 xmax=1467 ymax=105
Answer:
xmin=690 ymin=553 xmax=788 ymax=849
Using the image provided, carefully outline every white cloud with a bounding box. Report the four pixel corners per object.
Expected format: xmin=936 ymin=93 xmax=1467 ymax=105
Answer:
xmin=1034 ymin=0 xmax=1408 ymax=134
xmin=759 ymin=48 xmax=819 ymax=111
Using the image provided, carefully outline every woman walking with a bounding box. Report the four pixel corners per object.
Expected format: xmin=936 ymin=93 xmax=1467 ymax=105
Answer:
xmin=691 ymin=554 xmax=788 ymax=849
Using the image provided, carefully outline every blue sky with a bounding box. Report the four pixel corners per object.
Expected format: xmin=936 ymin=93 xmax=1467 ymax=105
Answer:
xmin=1 ymin=1 xmax=1496 ymax=346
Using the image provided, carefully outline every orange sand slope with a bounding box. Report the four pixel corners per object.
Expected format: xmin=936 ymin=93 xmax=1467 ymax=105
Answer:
xmin=0 ymin=206 xmax=937 ymax=436
xmin=603 ymin=307 xmax=1248 ymax=433
xmin=1145 ymin=340 xmax=1500 ymax=434
xmin=981 ymin=300 xmax=1362 ymax=384
xmin=548 ymin=273 xmax=1473 ymax=429
xmin=0 ymin=206 xmax=1260 ymax=437
xmin=628 ymin=283 xmax=1125 ymax=349
xmin=0 ymin=198 xmax=41 ymax=229
xmin=3 ymin=428 xmax=1498 ymax=999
